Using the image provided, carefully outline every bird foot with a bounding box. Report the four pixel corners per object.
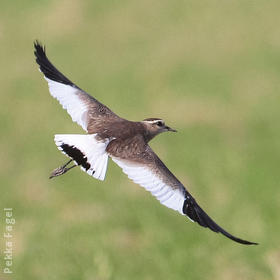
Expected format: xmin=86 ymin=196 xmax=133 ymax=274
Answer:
xmin=49 ymin=160 xmax=76 ymax=179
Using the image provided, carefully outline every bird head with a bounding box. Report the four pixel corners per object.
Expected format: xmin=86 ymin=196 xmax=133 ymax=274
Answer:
xmin=142 ymin=118 xmax=177 ymax=141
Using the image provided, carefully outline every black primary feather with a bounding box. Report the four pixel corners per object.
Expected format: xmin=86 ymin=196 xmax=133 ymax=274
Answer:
xmin=183 ymin=195 xmax=258 ymax=245
xmin=34 ymin=40 xmax=75 ymax=87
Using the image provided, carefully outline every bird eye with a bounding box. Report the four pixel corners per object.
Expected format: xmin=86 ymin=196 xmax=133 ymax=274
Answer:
xmin=157 ymin=121 xmax=163 ymax=127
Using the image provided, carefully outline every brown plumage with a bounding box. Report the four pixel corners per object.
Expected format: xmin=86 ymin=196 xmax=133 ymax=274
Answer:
xmin=34 ymin=41 xmax=257 ymax=245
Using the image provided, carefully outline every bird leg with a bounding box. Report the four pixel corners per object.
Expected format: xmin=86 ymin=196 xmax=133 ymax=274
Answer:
xmin=49 ymin=159 xmax=76 ymax=179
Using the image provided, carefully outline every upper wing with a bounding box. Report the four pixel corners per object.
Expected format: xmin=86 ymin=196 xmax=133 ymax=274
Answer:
xmin=34 ymin=41 xmax=120 ymax=132
xmin=110 ymin=145 xmax=257 ymax=245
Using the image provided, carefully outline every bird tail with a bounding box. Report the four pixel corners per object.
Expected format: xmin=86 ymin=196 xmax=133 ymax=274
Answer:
xmin=54 ymin=134 xmax=109 ymax=181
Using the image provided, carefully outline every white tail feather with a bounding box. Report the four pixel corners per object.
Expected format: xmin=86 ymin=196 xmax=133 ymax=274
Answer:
xmin=54 ymin=134 xmax=109 ymax=181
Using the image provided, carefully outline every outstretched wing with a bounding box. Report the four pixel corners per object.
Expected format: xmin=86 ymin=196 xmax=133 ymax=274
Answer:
xmin=110 ymin=145 xmax=257 ymax=245
xmin=34 ymin=41 xmax=120 ymax=133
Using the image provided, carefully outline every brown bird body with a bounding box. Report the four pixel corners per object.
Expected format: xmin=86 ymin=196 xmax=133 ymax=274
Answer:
xmin=34 ymin=41 xmax=257 ymax=245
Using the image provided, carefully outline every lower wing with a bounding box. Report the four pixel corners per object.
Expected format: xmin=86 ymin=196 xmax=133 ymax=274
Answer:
xmin=110 ymin=146 xmax=257 ymax=245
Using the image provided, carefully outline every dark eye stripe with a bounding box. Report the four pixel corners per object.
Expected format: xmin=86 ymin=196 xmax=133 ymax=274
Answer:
xmin=157 ymin=121 xmax=163 ymax=127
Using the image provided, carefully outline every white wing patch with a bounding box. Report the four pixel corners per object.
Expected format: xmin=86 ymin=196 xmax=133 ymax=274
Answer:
xmin=45 ymin=77 xmax=89 ymax=131
xmin=54 ymin=134 xmax=109 ymax=180
xmin=112 ymin=157 xmax=185 ymax=214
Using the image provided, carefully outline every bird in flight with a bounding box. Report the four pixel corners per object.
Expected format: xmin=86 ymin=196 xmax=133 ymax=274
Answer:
xmin=34 ymin=41 xmax=257 ymax=245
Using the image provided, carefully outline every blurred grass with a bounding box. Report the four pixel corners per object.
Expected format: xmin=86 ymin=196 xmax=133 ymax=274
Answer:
xmin=1 ymin=0 xmax=280 ymax=279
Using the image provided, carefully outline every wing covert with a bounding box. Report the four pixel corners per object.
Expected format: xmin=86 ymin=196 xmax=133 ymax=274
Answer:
xmin=112 ymin=156 xmax=186 ymax=214
xmin=34 ymin=41 xmax=120 ymax=132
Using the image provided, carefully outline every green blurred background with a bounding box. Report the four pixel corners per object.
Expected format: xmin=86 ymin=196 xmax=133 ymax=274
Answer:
xmin=1 ymin=1 xmax=280 ymax=279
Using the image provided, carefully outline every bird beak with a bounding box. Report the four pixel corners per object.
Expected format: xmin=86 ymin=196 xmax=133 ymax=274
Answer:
xmin=166 ymin=126 xmax=177 ymax=132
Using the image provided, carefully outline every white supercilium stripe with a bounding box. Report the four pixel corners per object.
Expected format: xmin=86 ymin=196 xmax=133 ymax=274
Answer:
xmin=112 ymin=158 xmax=185 ymax=214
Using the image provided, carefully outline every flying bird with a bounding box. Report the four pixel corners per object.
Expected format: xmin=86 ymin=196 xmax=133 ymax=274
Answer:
xmin=34 ymin=41 xmax=257 ymax=245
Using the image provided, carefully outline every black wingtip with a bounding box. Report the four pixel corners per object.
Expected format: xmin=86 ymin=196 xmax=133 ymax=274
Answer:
xmin=34 ymin=40 xmax=44 ymax=50
xmin=34 ymin=40 xmax=47 ymax=63
xmin=183 ymin=195 xmax=258 ymax=245
xmin=34 ymin=40 xmax=75 ymax=86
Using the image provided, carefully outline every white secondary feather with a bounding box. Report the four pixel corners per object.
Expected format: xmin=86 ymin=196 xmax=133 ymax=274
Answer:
xmin=54 ymin=134 xmax=109 ymax=180
xmin=112 ymin=158 xmax=185 ymax=214
xmin=45 ymin=77 xmax=89 ymax=131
